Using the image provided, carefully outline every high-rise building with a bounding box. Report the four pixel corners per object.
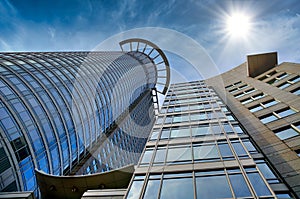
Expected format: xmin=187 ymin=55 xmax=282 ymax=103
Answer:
xmin=124 ymin=52 xmax=299 ymax=199
xmin=0 ymin=39 xmax=170 ymax=198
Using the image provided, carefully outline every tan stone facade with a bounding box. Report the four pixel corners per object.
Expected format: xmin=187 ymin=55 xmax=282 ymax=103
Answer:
xmin=206 ymin=54 xmax=300 ymax=198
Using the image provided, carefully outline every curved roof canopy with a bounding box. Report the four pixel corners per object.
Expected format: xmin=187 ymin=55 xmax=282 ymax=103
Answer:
xmin=119 ymin=38 xmax=170 ymax=95
xmin=35 ymin=164 xmax=134 ymax=199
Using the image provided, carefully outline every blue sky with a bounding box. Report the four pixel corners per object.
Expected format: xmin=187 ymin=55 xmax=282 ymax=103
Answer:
xmin=1 ymin=0 xmax=300 ymax=82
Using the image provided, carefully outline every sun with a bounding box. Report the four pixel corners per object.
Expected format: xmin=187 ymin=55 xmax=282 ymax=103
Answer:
xmin=226 ymin=13 xmax=251 ymax=37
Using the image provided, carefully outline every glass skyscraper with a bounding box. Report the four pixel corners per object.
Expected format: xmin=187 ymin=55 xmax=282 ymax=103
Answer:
xmin=0 ymin=39 xmax=170 ymax=197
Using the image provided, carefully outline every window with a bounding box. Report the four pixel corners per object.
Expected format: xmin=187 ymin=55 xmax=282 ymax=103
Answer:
xmin=143 ymin=179 xmax=160 ymax=199
xmin=291 ymin=87 xmax=300 ymax=95
xmin=154 ymin=148 xmax=166 ymax=164
xmin=229 ymin=174 xmax=252 ymax=197
xmin=260 ymin=114 xmax=278 ymax=124
xmin=249 ymin=105 xmax=263 ymax=112
xmin=193 ymin=144 xmax=219 ymax=161
xmin=259 ymin=108 xmax=297 ymax=124
xmin=290 ymin=75 xmax=300 ymax=83
xmin=196 ymin=175 xmax=232 ymax=199
xmin=274 ymin=126 xmax=299 ymax=140
xmin=191 ymin=125 xmax=211 ymax=136
xmin=241 ymin=98 xmax=253 ymax=104
xmin=160 ymin=176 xmax=194 ymax=199
xmin=170 ymin=128 xmax=190 ymax=138
xmin=262 ymin=99 xmax=278 ymax=108
xmin=247 ymin=172 xmax=272 ymax=196
xmin=126 ymin=178 xmax=144 ymax=199
xmin=166 ymin=146 xmax=192 ymax=163
xmin=231 ymin=141 xmax=248 ymax=157
xmin=218 ymin=142 xmax=234 ymax=159
xmin=256 ymin=160 xmax=278 ymax=183
xmin=275 ymin=108 xmax=296 ymax=118
xmin=278 ymin=82 xmax=291 ymax=89
xmin=140 ymin=149 xmax=153 ymax=164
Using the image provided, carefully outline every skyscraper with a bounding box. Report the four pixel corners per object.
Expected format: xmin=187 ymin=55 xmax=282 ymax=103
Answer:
xmin=124 ymin=52 xmax=299 ymax=199
xmin=0 ymin=39 xmax=170 ymax=197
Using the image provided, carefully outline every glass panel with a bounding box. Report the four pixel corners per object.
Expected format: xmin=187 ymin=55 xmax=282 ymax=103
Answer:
xmin=257 ymin=163 xmax=276 ymax=180
xmin=191 ymin=126 xmax=210 ymax=136
xmin=275 ymin=128 xmax=299 ymax=140
xmin=172 ymin=116 xmax=182 ymax=123
xmin=248 ymin=172 xmax=272 ymax=196
xmin=143 ymin=179 xmax=160 ymax=199
xmin=233 ymin=125 xmax=243 ymax=134
xmin=150 ymin=131 xmax=159 ymax=140
xmin=160 ymin=129 xmax=170 ymax=139
xmin=193 ymin=144 xmax=219 ymax=160
xmin=231 ymin=142 xmax=247 ymax=156
xmin=160 ymin=177 xmax=194 ymax=199
xmin=276 ymin=193 xmax=292 ymax=198
xmin=218 ymin=143 xmax=233 ymax=158
xmin=196 ymin=175 xmax=232 ymax=199
xmin=263 ymin=100 xmax=278 ymax=108
xmin=276 ymin=109 xmax=296 ymax=118
xmin=141 ymin=150 xmax=153 ymax=164
xmin=278 ymin=82 xmax=291 ymax=89
xmin=154 ymin=149 xmax=166 ymax=163
xmin=126 ymin=180 xmax=144 ymax=199
xmin=243 ymin=141 xmax=257 ymax=152
xmin=229 ymin=174 xmax=252 ymax=197
xmin=260 ymin=115 xmax=277 ymax=124
xmin=249 ymin=105 xmax=263 ymax=112
xmin=291 ymin=88 xmax=300 ymax=95
xmin=170 ymin=128 xmax=190 ymax=138
xmin=167 ymin=147 xmax=192 ymax=162
xmin=290 ymin=76 xmax=300 ymax=83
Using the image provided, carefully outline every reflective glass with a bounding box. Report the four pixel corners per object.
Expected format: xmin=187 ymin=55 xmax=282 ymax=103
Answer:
xmin=249 ymin=105 xmax=263 ymax=112
xmin=278 ymin=82 xmax=291 ymax=89
xmin=248 ymin=172 xmax=272 ymax=196
xmin=257 ymin=163 xmax=276 ymax=180
xmin=276 ymin=109 xmax=296 ymax=118
xmin=193 ymin=144 xmax=219 ymax=160
xmin=191 ymin=126 xmax=210 ymax=136
xmin=160 ymin=129 xmax=170 ymax=139
xmin=141 ymin=150 xmax=153 ymax=164
xmin=260 ymin=115 xmax=277 ymax=124
xmin=275 ymin=128 xmax=298 ymax=140
xmin=143 ymin=179 xmax=160 ymax=199
xmin=263 ymin=100 xmax=278 ymax=108
xmin=229 ymin=174 xmax=252 ymax=197
xmin=160 ymin=177 xmax=193 ymax=199
xmin=126 ymin=180 xmax=144 ymax=199
xmin=218 ymin=143 xmax=233 ymax=158
xmin=196 ymin=175 xmax=232 ymax=199
xmin=231 ymin=142 xmax=247 ymax=156
xmin=154 ymin=149 xmax=166 ymax=163
xmin=167 ymin=147 xmax=192 ymax=162
xmin=170 ymin=128 xmax=190 ymax=138
xmin=243 ymin=141 xmax=257 ymax=152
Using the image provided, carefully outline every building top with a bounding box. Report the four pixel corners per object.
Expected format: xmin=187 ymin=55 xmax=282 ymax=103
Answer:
xmin=119 ymin=38 xmax=170 ymax=95
xmin=247 ymin=52 xmax=278 ymax=78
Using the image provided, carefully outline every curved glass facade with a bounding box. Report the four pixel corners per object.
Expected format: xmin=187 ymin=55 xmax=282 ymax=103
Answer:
xmin=0 ymin=50 xmax=158 ymax=196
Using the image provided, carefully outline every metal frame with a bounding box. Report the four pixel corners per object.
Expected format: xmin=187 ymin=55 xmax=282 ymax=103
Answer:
xmin=119 ymin=38 xmax=170 ymax=95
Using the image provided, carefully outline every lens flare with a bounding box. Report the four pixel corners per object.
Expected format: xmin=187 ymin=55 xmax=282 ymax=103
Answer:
xmin=226 ymin=13 xmax=251 ymax=37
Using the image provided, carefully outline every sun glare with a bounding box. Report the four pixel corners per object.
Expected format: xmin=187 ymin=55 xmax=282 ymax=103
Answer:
xmin=226 ymin=13 xmax=251 ymax=37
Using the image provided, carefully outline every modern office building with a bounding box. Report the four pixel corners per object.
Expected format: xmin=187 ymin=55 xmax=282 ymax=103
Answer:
xmin=124 ymin=52 xmax=299 ymax=199
xmin=0 ymin=39 xmax=170 ymax=198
